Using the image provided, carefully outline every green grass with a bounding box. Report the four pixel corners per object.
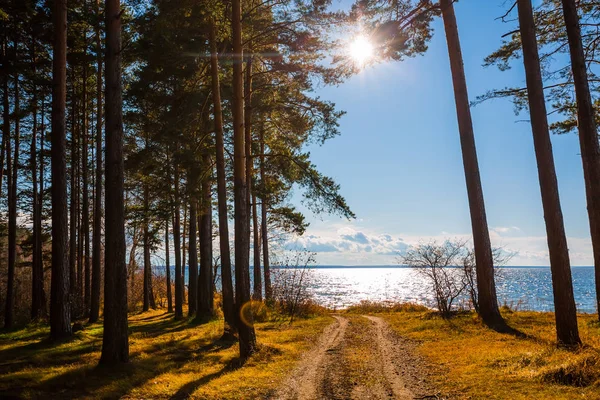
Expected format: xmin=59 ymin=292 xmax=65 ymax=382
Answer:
xmin=0 ymin=309 xmax=332 ymax=399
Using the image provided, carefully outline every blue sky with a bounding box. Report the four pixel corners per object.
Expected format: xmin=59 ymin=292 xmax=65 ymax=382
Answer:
xmin=287 ymin=0 xmax=593 ymax=266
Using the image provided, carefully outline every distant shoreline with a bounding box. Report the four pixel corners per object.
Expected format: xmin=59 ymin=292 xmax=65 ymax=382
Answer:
xmin=270 ymin=265 xmax=595 ymax=269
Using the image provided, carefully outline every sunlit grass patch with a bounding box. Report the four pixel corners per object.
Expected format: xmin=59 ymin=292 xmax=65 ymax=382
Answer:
xmin=0 ymin=308 xmax=332 ymax=399
xmin=382 ymin=310 xmax=600 ymax=399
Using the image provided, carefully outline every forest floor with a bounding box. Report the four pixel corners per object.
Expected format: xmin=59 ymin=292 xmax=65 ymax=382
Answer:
xmin=1 ymin=305 xmax=600 ymax=399
xmin=0 ymin=308 xmax=332 ymax=399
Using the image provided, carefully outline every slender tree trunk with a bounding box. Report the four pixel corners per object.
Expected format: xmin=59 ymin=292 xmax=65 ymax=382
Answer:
xmin=31 ymin=42 xmax=44 ymax=320
xmin=198 ymin=155 xmax=214 ymax=317
xmin=1 ymin=38 xmax=7 ymax=203
xmin=440 ymin=0 xmax=505 ymax=329
xmin=100 ymin=0 xmax=129 ymax=364
xmin=82 ymin=59 xmax=91 ymax=315
xmin=165 ymin=219 xmax=172 ymax=313
xmin=143 ymin=181 xmax=152 ymax=312
xmin=50 ymin=0 xmax=72 ymax=340
xmin=209 ymin=17 xmax=235 ymax=336
xmin=173 ymin=165 xmax=183 ymax=319
xmin=90 ymin=0 xmax=103 ymax=324
xmin=0 ymin=40 xmax=6 ymax=199
xmin=5 ymin=63 xmax=19 ymax=329
xmin=182 ymin=203 xmax=187 ymax=305
xmin=33 ymin=88 xmax=47 ymax=319
xmin=561 ymin=0 xmax=600 ymax=321
xmin=188 ymin=197 xmax=198 ymax=316
xmin=245 ymin=56 xmax=262 ymax=302
xmin=232 ymin=0 xmax=257 ymax=359
xmin=260 ymin=129 xmax=271 ymax=301
xmin=69 ymin=76 xmax=78 ymax=314
xmin=252 ymin=193 xmax=262 ymax=301
xmin=518 ymin=0 xmax=581 ymax=346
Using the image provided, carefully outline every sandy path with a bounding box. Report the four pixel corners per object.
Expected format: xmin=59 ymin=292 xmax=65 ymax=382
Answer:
xmin=363 ymin=315 xmax=440 ymax=399
xmin=274 ymin=315 xmax=349 ymax=400
xmin=274 ymin=315 xmax=441 ymax=400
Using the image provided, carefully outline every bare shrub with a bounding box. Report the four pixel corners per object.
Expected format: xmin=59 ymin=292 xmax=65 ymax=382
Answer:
xmin=271 ymin=250 xmax=317 ymax=322
xmin=400 ymin=240 xmax=467 ymax=317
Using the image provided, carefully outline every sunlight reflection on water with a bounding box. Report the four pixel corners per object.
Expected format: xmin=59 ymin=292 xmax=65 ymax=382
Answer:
xmin=295 ymin=267 xmax=597 ymax=313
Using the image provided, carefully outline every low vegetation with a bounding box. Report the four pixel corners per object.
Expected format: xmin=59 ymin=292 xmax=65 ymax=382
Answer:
xmin=0 ymin=309 xmax=332 ymax=399
xmin=379 ymin=308 xmax=600 ymax=399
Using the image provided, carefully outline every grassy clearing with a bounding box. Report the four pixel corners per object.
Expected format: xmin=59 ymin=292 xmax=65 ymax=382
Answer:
xmin=0 ymin=308 xmax=332 ymax=399
xmin=377 ymin=308 xmax=600 ymax=399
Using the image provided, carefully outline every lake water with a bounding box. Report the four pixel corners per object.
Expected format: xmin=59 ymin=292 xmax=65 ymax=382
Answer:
xmin=164 ymin=266 xmax=598 ymax=313
xmin=297 ymin=266 xmax=597 ymax=313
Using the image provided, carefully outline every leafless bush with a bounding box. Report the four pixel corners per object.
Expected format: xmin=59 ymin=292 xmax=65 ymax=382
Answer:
xmin=400 ymin=240 xmax=467 ymax=317
xmin=271 ymin=250 xmax=316 ymax=322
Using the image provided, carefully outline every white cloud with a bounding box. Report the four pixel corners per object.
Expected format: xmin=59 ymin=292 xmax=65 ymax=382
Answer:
xmin=283 ymin=222 xmax=593 ymax=266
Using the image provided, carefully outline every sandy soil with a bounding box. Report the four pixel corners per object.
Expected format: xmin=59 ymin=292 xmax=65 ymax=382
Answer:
xmin=274 ymin=315 xmax=442 ymax=400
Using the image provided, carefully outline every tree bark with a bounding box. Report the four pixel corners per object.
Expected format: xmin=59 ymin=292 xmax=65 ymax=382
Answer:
xmin=90 ymin=0 xmax=103 ymax=324
xmin=188 ymin=197 xmax=198 ymax=316
xmin=518 ymin=0 xmax=581 ymax=346
xmin=50 ymin=0 xmax=72 ymax=340
xmin=69 ymin=74 xmax=78 ymax=315
xmin=31 ymin=38 xmax=45 ymax=320
xmin=252 ymin=192 xmax=262 ymax=301
xmin=100 ymin=0 xmax=129 ymax=364
xmin=260 ymin=129 xmax=272 ymax=301
xmin=198 ymin=155 xmax=214 ymax=318
xmin=165 ymin=219 xmax=172 ymax=313
xmin=561 ymin=0 xmax=600 ymax=321
xmin=5 ymin=57 xmax=20 ymax=329
xmin=209 ymin=17 xmax=235 ymax=336
xmin=173 ymin=164 xmax=183 ymax=319
xmin=143 ymin=180 xmax=153 ymax=312
xmin=232 ymin=0 xmax=257 ymax=359
xmin=82 ymin=57 xmax=91 ymax=316
xmin=440 ymin=0 xmax=505 ymax=329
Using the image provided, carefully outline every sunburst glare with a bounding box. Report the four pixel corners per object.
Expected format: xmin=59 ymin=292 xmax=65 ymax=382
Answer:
xmin=349 ymin=35 xmax=374 ymax=66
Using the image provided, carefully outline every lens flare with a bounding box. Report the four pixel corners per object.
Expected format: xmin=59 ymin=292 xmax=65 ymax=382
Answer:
xmin=349 ymin=35 xmax=374 ymax=66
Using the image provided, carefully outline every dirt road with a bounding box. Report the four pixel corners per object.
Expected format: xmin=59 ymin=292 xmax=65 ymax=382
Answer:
xmin=275 ymin=315 xmax=441 ymax=400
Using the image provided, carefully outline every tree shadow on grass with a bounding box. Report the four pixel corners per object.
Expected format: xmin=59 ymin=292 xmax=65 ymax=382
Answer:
xmin=169 ymin=357 xmax=243 ymax=400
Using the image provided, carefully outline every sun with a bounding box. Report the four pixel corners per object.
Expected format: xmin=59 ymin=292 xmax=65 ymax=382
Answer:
xmin=349 ymin=35 xmax=374 ymax=66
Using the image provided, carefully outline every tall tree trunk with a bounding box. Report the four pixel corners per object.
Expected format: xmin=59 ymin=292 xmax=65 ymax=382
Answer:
xmin=260 ymin=129 xmax=271 ymax=301
xmin=143 ymin=181 xmax=152 ymax=312
xmin=165 ymin=219 xmax=172 ymax=313
xmin=0 ymin=38 xmax=6 ymax=200
xmin=252 ymin=193 xmax=261 ymax=301
xmin=518 ymin=0 xmax=581 ymax=346
xmin=209 ymin=17 xmax=235 ymax=336
xmin=82 ymin=59 xmax=91 ymax=315
xmin=5 ymin=62 xmax=20 ymax=329
xmin=90 ymin=0 xmax=103 ymax=324
xmin=173 ymin=165 xmax=183 ymax=319
xmin=232 ymin=0 xmax=257 ymax=359
xmin=198 ymin=155 xmax=214 ymax=318
xmin=440 ymin=0 xmax=505 ymax=329
xmin=188 ymin=197 xmax=198 ymax=316
xmin=182 ymin=203 xmax=187 ymax=305
xmin=561 ymin=0 xmax=600 ymax=321
xmin=69 ymin=76 xmax=78 ymax=315
xmin=50 ymin=0 xmax=72 ymax=340
xmin=1 ymin=38 xmax=7 ymax=203
xmin=245 ymin=56 xmax=262 ymax=302
xmin=100 ymin=0 xmax=129 ymax=364
xmin=31 ymin=39 xmax=45 ymax=320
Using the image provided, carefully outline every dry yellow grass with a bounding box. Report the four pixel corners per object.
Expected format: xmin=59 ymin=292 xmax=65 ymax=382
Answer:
xmin=381 ymin=309 xmax=600 ymax=399
xmin=0 ymin=308 xmax=332 ymax=399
